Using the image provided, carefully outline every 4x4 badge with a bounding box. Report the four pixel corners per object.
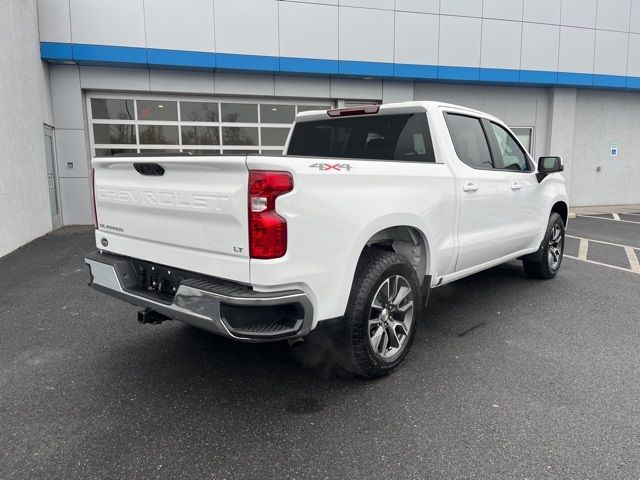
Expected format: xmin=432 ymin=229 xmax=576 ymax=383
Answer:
xmin=309 ymin=163 xmax=353 ymax=171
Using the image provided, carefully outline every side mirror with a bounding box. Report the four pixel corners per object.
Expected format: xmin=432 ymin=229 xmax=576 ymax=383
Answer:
xmin=537 ymin=156 xmax=564 ymax=182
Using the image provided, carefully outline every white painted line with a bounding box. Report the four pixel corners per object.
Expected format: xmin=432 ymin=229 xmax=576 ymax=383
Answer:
xmin=565 ymin=255 xmax=639 ymax=275
xmin=622 ymin=212 xmax=640 ymax=217
xmin=578 ymin=238 xmax=589 ymax=260
xmin=625 ymin=247 xmax=640 ymax=273
xmin=576 ymin=215 xmax=640 ymax=225
xmin=612 ymin=213 xmax=621 ymax=220
xmin=566 ymin=234 xmax=640 ymax=251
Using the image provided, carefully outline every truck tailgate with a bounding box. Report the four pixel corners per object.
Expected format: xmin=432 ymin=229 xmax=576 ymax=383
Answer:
xmin=92 ymin=156 xmax=250 ymax=283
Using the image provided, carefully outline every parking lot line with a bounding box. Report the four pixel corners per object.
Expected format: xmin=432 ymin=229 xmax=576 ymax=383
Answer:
xmin=577 ymin=214 xmax=640 ymax=225
xmin=578 ymin=238 xmax=589 ymax=260
xmin=565 ymin=255 xmax=639 ymax=274
xmin=567 ymin=234 xmax=640 ymax=251
xmin=565 ymin=235 xmax=640 ymax=275
xmin=625 ymin=247 xmax=640 ymax=273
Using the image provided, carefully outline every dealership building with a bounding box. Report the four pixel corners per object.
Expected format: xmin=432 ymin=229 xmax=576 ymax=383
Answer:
xmin=2 ymin=0 xmax=640 ymax=256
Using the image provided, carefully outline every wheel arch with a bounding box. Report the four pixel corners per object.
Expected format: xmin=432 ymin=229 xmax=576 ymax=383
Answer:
xmin=356 ymin=223 xmax=431 ymax=286
xmin=551 ymin=200 xmax=569 ymax=225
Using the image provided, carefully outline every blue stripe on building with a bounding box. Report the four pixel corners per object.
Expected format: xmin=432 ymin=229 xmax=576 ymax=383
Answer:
xmin=40 ymin=42 xmax=638 ymax=92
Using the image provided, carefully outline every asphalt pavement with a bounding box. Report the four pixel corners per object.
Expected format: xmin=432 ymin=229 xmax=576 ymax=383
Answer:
xmin=1 ymin=220 xmax=639 ymax=479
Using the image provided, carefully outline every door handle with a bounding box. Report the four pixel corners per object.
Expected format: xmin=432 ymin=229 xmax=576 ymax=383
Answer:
xmin=510 ymin=181 xmax=522 ymax=191
xmin=463 ymin=182 xmax=479 ymax=192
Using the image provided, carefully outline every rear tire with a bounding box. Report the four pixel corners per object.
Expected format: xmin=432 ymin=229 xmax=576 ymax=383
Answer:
xmin=523 ymin=212 xmax=565 ymax=279
xmin=341 ymin=249 xmax=421 ymax=378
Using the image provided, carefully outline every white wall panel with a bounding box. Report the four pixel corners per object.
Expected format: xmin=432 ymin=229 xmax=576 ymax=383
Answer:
xmin=481 ymin=19 xmax=522 ymax=70
xmin=214 ymin=0 xmax=278 ymax=56
xmin=279 ymin=2 xmax=338 ymax=60
xmin=274 ymin=76 xmax=331 ymax=98
xmin=597 ymin=0 xmax=632 ymax=32
xmin=80 ymin=66 xmax=151 ymax=91
xmin=340 ymin=0 xmax=394 ymax=9
xmin=285 ymin=0 xmax=337 ymax=4
xmin=439 ymin=16 xmax=481 ymax=67
xmin=523 ymin=0 xmax=561 ymax=24
xmin=339 ymin=7 xmax=394 ymax=63
xmin=1 ymin=0 xmax=53 ymax=255
xmin=144 ymin=0 xmax=214 ymax=52
xmin=632 ymin=0 xmax=640 ymax=33
xmin=559 ymin=27 xmax=595 ymax=73
xmin=593 ymin=30 xmax=628 ymax=76
xmin=626 ymin=33 xmax=640 ymax=76
xmin=394 ymin=12 xmax=439 ymax=66
xmin=69 ymin=0 xmax=146 ymax=47
xmin=440 ymin=0 xmax=482 ymax=17
xmin=521 ymin=23 xmax=560 ymax=72
xmin=561 ymin=0 xmax=597 ymax=29
xmin=571 ymin=90 xmax=640 ymax=206
xmin=58 ymin=177 xmax=92 ymax=225
xmin=214 ymin=73 xmax=275 ymax=96
xmin=483 ymin=0 xmax=523 ymax=21
xmin=50 ymin=65 xmax=84 ymax=129
xmin=149 ymin=70 xmax=215 ymax=94
xmin=382 ymin=81 xmax=414 ymax=103
xmin=330 ymin=78 xmax=382 ymax=100
xmin=40 ymin=63 xmax=54 ymax=126
xmin=395 ymin=0 xmax=439 ymax=14
xmin=54 ymin=129 xmax=89 ymax=178
xmin=37 ymin=0 xmax=71 ymax=43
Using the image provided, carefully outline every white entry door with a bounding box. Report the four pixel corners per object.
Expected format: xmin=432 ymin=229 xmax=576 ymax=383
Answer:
xmin=44 ymin=125 xmax=61 ymax=229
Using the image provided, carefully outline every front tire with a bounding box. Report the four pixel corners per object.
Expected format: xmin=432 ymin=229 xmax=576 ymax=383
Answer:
xmin=523 ymin=212 xmax=565 ymax=279
xmin=341 ymin=249 xmax=422 ymax=378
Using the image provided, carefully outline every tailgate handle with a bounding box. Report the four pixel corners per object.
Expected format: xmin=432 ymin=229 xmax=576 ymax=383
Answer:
xmin=134 ymin=163 xmax=165 ymax=176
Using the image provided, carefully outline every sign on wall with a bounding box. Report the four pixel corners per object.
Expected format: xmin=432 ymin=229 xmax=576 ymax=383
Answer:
xmin=610 ymin=143 xmax=618 ymax=157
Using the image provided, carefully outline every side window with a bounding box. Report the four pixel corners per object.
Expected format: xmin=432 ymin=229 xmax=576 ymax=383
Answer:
xmin=489 ymin=123 xmax=531 ymax=172
xmin=444 ymin=114 xmax=493 ymax=169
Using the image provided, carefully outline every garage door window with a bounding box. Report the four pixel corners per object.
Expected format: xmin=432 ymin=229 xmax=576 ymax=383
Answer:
xmin=88 ymin=96 xmax=332 ymax=156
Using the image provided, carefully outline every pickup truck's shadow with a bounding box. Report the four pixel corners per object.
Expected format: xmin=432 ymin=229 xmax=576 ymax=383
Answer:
xmin=81 ymin=260 xmax=539 ymax=405
xmin=64 ymin=260 xmax=547 ymax=441
xmin=422 ymin=260 xmax=532 ymax=336
xmin=148 ymin=260 xmax=533 ymax=382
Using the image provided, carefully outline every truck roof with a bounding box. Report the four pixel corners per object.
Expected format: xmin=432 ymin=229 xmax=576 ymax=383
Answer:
xmin=295 ymin=101 xmax=496 ymax=123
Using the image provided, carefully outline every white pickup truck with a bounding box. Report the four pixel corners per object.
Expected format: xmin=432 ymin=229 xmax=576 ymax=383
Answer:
xmin=86 ymin=101 xmax=568 ymax=377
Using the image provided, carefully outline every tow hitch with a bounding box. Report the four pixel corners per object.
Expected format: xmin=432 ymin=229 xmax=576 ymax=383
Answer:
xmin=137 ymin=308 xmax=171 ymax=325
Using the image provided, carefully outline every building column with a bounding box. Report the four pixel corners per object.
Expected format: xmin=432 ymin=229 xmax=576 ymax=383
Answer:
xmin=546 ymin=87 xmax=577 ymax=202
xmin=50 ymin=65 xmax=92 ymax=225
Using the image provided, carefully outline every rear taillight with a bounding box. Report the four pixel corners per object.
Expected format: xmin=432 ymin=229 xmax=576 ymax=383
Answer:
xmin=91 ymin=168 xmax=98 ymax=228
xmin=248 ymin=170 xmax=293 ymax=259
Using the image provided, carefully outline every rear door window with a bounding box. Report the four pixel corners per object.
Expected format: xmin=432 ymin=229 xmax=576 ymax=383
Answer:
xmin=286 ymin=113 xmax=435 ymax=162
xmin=444 ymin=113 xmax=494 ymax=169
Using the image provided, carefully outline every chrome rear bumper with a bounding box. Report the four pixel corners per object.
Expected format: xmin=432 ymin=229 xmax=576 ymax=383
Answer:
xmin=85 ymin=251 xmax=313 ymax=342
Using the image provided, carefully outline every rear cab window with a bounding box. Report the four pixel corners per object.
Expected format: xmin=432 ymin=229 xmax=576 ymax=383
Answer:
xmin=444 ymin=113 xmax=494 ymax=169
xmin=286 ymin=113 xmax=435 ymax=162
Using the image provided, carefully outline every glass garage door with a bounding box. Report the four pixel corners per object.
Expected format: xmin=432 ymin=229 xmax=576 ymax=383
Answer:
xmin=87 ymin=95 xmax=332 ymax=157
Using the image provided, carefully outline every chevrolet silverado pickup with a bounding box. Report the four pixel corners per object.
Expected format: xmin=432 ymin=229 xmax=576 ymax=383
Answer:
xmin=85 ymin=101 xmax=568 ymax=378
